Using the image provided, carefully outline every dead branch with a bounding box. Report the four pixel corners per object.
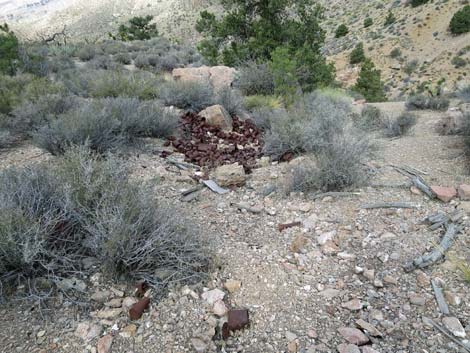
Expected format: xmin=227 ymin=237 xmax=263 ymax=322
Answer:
xmin=404 ymin=223 xmax=461 ymax=272
xmin=392 ymin=166 xmax=436 ymax=199
xmin=431 ymin=280 xmax=449 ymax=315
xmin=166 ymin=157 xmax=200 ymax=171
xmin=278 ymin=222 xmax=302 ymax=232
xmin=370 ymin=182 xmax=412 ymax=189
xmin=361 ymin=202 xmax=418 ymax=209
xmin=39 ymin=25 xmax=68 ymax=46
xmin=311 ymin=192 xmax=361 ymax=201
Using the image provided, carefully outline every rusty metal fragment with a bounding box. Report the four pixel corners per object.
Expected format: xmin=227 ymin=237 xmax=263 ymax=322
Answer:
xmin=129 ymin=297 xmax=150 ymax=320
xmin=222 ymin=309 xmax=250 ymax=339
xmin=277 ymin=221 xmax=302 ymax=232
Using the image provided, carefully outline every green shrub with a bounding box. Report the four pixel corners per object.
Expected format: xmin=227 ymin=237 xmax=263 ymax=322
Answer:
xmin=350 ymin=43 xmax=366 ymax=65
xmin=384 ymin=11 xmax=396 ymax=26
xmin=236 ymin=62 xmax=275 ymax=96
xmin=457 ymin=84 xmax=470 ymax=103
xmin=33 ymin=98 xmax=178 ymax=155
xmin=335 ymin=24 xmax=349 ymax=38
xmin=62 ymin=69 xmax=160 ymax=99
xmin=353 ymin=59 xmax=387 ymax=102
xmin=114 ymin=53 xmax=132 ymax=65
xmin=269 ymin=47 xmax=301 ymax=104
xmin=411 ymin=0 xmax=430 ymax=7
xmin=450 ymin=5 xmax=470 ymax=35
xmin=216 ymin=88 xmax=245 ymax=116
xmin=77 ymin=45 xmax=96 ymax=61
xmin=117 ymin=16 xmax=159 ymax=41
xmin=0 ymin=129 xmax=14 ymax=149
xmin=406 ymin=94 xmax=450 ymax=111
xmin=355 ymin=105 xmax=383 ymax=131
xmin=0 ymin=147 xmax=210 ymax=298
xmin=245 ymin=95 xmax=282 ymax=111
xmin=390 ymin=47 xmax=402 ymax=59
xmin=452 ymin=56 xmax=467 ymax=68
xmin=0 ymin=23 xmax=19 ymax=75
xmin=364 ymin=17 xmax=373 ymax=28
xmin=196 ymin=1 xmax=334 ymax=90
xmin=158 ymin=80 xmax=214 ymax=112
xmin=404 ymin=60 xmax=419 ymax=75
xmin=382 ymin=112 xmax=417 ymax=137
xmin=86 ymin=55 xmax=122 ymax=70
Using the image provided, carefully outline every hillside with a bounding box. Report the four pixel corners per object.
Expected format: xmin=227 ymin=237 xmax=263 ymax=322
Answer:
xmin=1 ymin=0 xmax=469 ymax=98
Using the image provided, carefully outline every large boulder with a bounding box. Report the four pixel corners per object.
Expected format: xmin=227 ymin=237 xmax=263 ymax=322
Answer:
xmin=199 ymin=105 xmax=233 ymax=131
xmin=172 ymin=65 xmax=237 ymax=92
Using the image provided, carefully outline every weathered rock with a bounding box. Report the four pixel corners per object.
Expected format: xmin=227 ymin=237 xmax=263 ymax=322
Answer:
xmin=214 ymin=163 xmax=246 ymax=187
xmin=458 ymin=184 xmax=470 ymax=200
xmin=97 ymin=334 xmax=113 ymax=353
xmin=342 ymin=299 xmax=363 ymax=311
xmin=104 ymin=298 xmax=123 ymax=308
xmin=75 ymin=323 xmax=102 ymax=342
xmin=338 ymin=327 xmax=370 ymax=345
xmin=409 ymin=293 xmax=426 ymax=306
xmin=172 ymin=65 xmax=237 ymax=92
xmin=317 ymin=230 xmax=336 ymax=245
xmin=444 ymin=291 xmax=462 ymax=306
xmin=95 ymin=308 xmax=122 ymax=319
xmin=287 ymin=340 xmax=299 ymax=352
xmin=319 ymin=288 xmax=341 ymax=298
xmin=91 ymin=290 xmax=112 ymax=303
xmin=356 ymin=319 xmax=383 ymax=337
xmin=224 ymin=280 xmax=241 ymax=293
xmin=364 ymin=270 xmax=375 ymax=281
xmin=119 ymin=324 xmax=137 ymax=338
xmin=291 ymin=234 xmax=309 ymax=253
xmin=430 ymin=186 xmax=457 ymax=203
xmin=199 ymin=105 xmax=233 ymax=131
xmin=416 ymin=271 xmax=430 ymax=287
xmin=321 ymin=240 xmax=339 ymax=255
xmin=442 ymin=317 xmax=466 ymax=338
xmin=213 ymin=300 xmax=228 ymax=317
xmin=337 ymin=343 xmax=361 ymax=353
xmin=122 ymin=297 xmax=139 ymax=311
xmin=191 ymin=337 xmax=208 ymax=353
xmin=361 ymin=347 xmax=381 ymax=353
xmin=201 ymin=289 xmax=225 ymax=305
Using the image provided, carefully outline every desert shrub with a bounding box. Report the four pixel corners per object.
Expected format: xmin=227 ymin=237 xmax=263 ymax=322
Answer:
xmin=350 ymin=43 xmax=366 ymax=65
xmin=286 ymin=133 xmax=370 ymax=192
xmin=114 ymin=52 xmax=132 ymax=65
xmin=406 ymin=94 xmax=450 ymax=110
xmin=134 ymin=54 xmax=150 ymax=68
xmin=452 ymin=56 xmax=467 ymax=68
xmin=237 ymin=62 xmax=275 ymax=96
xmin=86 ymin=55 xmax=122 ymax=70
xmin=245 ymin=95 xmax=282 ymax=111
xmin=47 ymin=53 xmax=76 ymax=73
xmin=0 ymin=23 xmax=19 ymax=75
xmin=450 ymin=5 xmax=470 ymax=35
xmin=33 ymin=98 xmax=178 ymax=155
xmin=353 ymin=59 xmax=387 ymax=102
xmin=9 ymin=94 xmax=77 ymax=136
xmin=100 ymin=40 xmax=127 ymax=55
xmin=390 ymin=47 xmax=402 ymax=59
xmin=364 ymin=17 xmax=373 ymax=28
xmin=0 ymin=129 xmax=14 ymax=148
xmin=411 ymin=0 xmax=430 ymax=7
xmin=17 ymin=44 xmax=50 ymax=77
xmin=382 ymin=112 xmax=417 ymax=137
xmin=117 ymin=16 xmax=159 ymax=41
xmin=216 ymin=88 xmax=245 ymax=116
xmin=0 ymin=147 xmax=209 ymax=298
xmin=385 ymin=11 xmax=396 ymax=26
xmin=158 ymin=80 xmax=214 ymax=112
xmin=250 ymin=107 xmax=285 ymax=130
xmin=335 ymin=24 xmax=349 ymax=38
xmin=404 ymin=60 xmax=418 ymax=75
xmin=77 ymin=45 xmax=96 ymax=61
xmin=61 ymin=69 xmax=160 ymax=99
xmin=263 ymin=92 xmax=351 ymax=159
xmin=159 ymin=53 xmax=181 ymax=71
xmin=457 ymin=84 xmax=470 ymax=102
xmin=355 ymin=105 xmax=383 ymax=131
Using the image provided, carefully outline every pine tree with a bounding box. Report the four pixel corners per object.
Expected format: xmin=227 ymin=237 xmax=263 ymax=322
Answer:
xmin=118 ymin=16 xmax=158 ymax=41
xmin=0 ymin=23 xmax=19 ymax=75
xmin=384 ymin=11 xmax=396 ymax=26
xmin=335 ymin=24 xmax=349 ymax=38
xmin=349 ymin=42 xmax=366 ymax=65
xmin=353 ymin=59 xmax=387 ymax=102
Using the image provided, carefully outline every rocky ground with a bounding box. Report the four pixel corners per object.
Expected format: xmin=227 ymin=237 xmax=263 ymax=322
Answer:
xmin=0 ymin=102 xmax=469 ymax=353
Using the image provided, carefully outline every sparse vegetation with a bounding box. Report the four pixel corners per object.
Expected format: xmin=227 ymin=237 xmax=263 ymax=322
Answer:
xmin=451 ymin=56 xmax=467 ymax=68
xmin=410 ymin=0 xmax=430 ymax=7
xmin=245 ymin=95 xmax=282 ymax=112
xmin=0 ymin=147 xmax=209 ymax=297
xmin=406 ymin=94 xmax=450 ymax=111
xmin=382 ymin=112 xmax=417 ymax=137
xmin=158 ymin=80 xmax=214 ymax=112
xmin=237 ymin=62 xmax=275 ymax=96
xmin=449 ymin=5 xmax=470 ymax=35
xmin=355 ymin=105 xmax=383 ymax=131
xmin=457 ymin=84 xmax=470 ymax=102
xmin=335 ymin=24 xmax=349 ymax=38
xmin=390 ymin=48 xmax=402 ymax=59
xmin=364 ymin=17 xmax=373 ymax=28
xmin=384 ymin=11 xmax=396 ymax=26
xmin=350 ymin=43 xmax=366 ymax=65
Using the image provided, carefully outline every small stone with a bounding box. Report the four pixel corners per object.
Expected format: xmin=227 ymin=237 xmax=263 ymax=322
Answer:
xmin=109 ymin=287 xmax=124 ymax=297
xmin=380 ymin=232 xmax=397 ymax=240
xmin=364 ymin=270 xmax=375 ymax=281
xmin=361 ymin=347 xmax=381 ymax=353
xmin=95 ymin=308 xmax=122 ymax=319
xmin=213 ymin=300 xmax=228 ymax=317
xmin=354 ymin=266 xmax=364 ymax=274
xmin=416 ymin=271 xmax=430 ymax=287
xmin=430 ymin=186 xmax=457 ymax=203
xmin=383 ymin=275 xmax=398 ymax=285
xmin=37 ymin=331 xmax=46 ymax=338
xmin=201 ymin=289 xmax=225 ymax=305
xmin=444 ymin=291 xmax=462 ymax=306
xmin=317 ymin=230 xmax=336 ymax=245
xmin=290 ymin=202 xmax=313 ymax=213
xmin=458 ymin=184 xmax=470 ymax=200
xmin=319 ymin=288 xmax=341 ymax=298
xmin=356 ymin=319 xmax=383 ymax=337
xmin=291 ymin=234 xmax=309 ymax=253
xmin=307 ymin=329 xmax=318 ymax=338
xmin=338 ymin=327 xmax=369 ymax=345
xmin=287 ymin=340 xmax=299 ymax=352
xmin=286 ymin=331 xmax=298 ymax=341
xmin=442 ymin=317 xmax=466 ymax=338
xmin=370 ymin=310 xmax=384 ymax=322
xmin=191 ymin=337 xmax=208 ymax=352
xmin=122 ymin=297 xmax=139 ymax=311
xmin=224 ymin=280 xmax=241 ymax=293
xmin=97 ymin=335 xmax=113 ymax=353
xmin=321 ymin=240 xmax=339 ymax=255
xmin=337 ymin=343 xmax=361 ymax=353
xmin=338 ymin=252 xmax=357 ymax=260
xmin=104 ymin=298 xmax=123 ymax=308
xmin=410 ymin=186 xmax=422 ymax=195
xmin=119 ymin=324 xmax=137 ymax=338
xmin=373 ymin=279 xmax=384 ymax=288
xmin=342 ymin=299 xmax=363 ymax=311
xmin=409 ymin=293 xmax=426 ymax=306
xmin=213 ymin=163 xmax=246 ymax=187
xmin=91 ymin=290 xmax=112 ymax=303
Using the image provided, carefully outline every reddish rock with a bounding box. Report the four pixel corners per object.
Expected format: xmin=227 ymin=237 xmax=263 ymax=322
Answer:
xmin=458 ymin=184 xmax=470 ymax=200
xmin=430 ymin=186 xmax=457 ymax=203
xmin=338 ymin=327 xmax=370 ymax=345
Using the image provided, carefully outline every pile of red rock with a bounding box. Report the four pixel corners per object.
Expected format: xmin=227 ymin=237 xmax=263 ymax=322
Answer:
xmin=169 ymin=111 xmax=263 ymax=171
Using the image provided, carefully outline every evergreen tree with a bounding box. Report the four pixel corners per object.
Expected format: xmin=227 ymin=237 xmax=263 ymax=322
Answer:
xmin=0 ymin=23 xmax=19 ymax=75
xmin=449 ymin=5 xmax=470 ymax=35
xmin=196 ymin=0 xmax=335 ymax=91
xmin=353 ymin=59 xmax=387 ymax=102
xmin=118 ymin=16 xmax=158 ymax=41
xmin=384 ymin=11 xmax=396 ymax=26
xmin=335 ymin=24 xmax=349 ymax=38
xmin=364 ymin=17 xmax=373 ymax=28
xmin=349 ymin=42 xmax=366 ymax=65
